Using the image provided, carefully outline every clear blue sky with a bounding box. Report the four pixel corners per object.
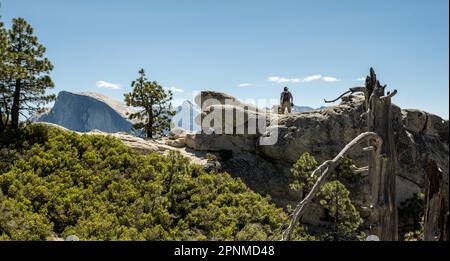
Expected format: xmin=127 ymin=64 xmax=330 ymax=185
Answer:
xmin=1 ymin=0 xmax=449 ymax=118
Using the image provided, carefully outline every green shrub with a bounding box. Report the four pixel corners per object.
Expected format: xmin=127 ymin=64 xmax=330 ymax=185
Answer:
xmin=0 ymin=124 xmax=292 ymax=241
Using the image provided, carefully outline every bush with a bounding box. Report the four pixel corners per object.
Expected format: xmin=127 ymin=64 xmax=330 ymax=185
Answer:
xmin=0 ymin=124 xmax=294 ymax=241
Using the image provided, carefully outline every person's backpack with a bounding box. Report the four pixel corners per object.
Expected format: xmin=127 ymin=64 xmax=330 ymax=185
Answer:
xmin=282 ymin=91 xmax=291 ymax=102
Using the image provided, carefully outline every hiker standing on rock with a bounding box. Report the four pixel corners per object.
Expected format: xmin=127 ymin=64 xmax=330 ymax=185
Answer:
xmin=280 ymin=86 xmax=293 ymax=114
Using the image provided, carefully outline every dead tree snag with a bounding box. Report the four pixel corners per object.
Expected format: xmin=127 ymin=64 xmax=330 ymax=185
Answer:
xmin=283 ymin=68 xmax=399 ymax=241
xmin=423 ymin=159 xmax=449 ymax=241
xmin=364 ymin=68 xmax=398 ymax=241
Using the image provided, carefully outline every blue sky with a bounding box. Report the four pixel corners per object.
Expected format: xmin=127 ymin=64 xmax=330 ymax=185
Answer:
xmin=1 ymin=0 xmax=449 ymax=118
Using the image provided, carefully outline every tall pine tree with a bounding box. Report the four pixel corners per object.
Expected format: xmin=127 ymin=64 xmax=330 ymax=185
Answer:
xmin=7 ymin=18 xmax=55 ymax=130
xmin=0 ymin=17 xmax=9 ymax=132
xmin=124 ymin=69 xmax=175 ymax=138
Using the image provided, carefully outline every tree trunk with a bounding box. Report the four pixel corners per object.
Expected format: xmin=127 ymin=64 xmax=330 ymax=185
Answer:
xmin=366 ymin=68 xmax=398 ymax=241
xmin=10 ymin=79 xmax=21 ymax=130
xmin=423 ymin=159 xmax=449 ymax=241
xmin=147 ymin=110 xmax=153 ymax=139
xmin=0 ymin=105 xmax=4 ymax=133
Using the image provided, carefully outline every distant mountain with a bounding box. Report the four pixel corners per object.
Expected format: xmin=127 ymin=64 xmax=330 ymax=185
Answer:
xmin=172 ymin=100 xmax=201 ymax=132
xmin=36 ymin=91 xmax=136 ymax=134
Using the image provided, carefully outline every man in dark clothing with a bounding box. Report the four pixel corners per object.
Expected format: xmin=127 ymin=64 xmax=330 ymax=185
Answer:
xmin=280 ymin=86 xmax=293 ymax=114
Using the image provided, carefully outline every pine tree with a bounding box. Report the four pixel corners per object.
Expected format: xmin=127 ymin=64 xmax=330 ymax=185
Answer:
xmin=290 ymin=153 xmax=363 ymax=240
xmin=0 ymin=17 xmax=10 ymax=132
xmin=124 ymin=69 xmax=175 ymax=138
xmin=6 ymin=18 xmax=55 ymax=130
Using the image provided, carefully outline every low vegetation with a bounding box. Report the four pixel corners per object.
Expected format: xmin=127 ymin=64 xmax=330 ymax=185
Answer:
xmin=0 ymin=124 xmax=313 ymax=241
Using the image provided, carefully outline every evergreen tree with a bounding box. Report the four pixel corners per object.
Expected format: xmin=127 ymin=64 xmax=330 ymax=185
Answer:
xmin=124 ymin=69 xmax=175 ymax=138
xmin=290 ymin=152 xmax=363 ymax=240
xmin=0 ymin=17 xmax=10 ymax=132
xmin=289 ymin=152 xmax=318 ymax=199
xmin=317 ymin=180 xmax=363 ymax=240
xmin=6 ymin=18 xmax=55 ymax=130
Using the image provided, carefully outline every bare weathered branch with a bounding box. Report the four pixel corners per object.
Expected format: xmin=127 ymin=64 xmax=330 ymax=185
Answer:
xmin=380 ymin=89 xmax=397 ymax=100
xmin=282 ymin=132 xmax=383 ymax=241
xmin=351 ymin=165 xmax=369 ymax=175
xmin=324 ymin=90 xmax=351 ymax=103
xmin=323 ymin=86 xmax=365 ymax=103
xmin=363 ymin=146 xmax=374 ymax=151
